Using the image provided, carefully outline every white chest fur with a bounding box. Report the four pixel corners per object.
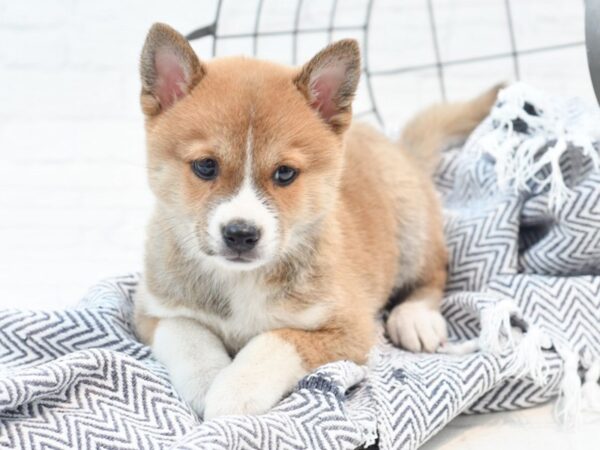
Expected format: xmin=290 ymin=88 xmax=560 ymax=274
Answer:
xmin=138 ymin=272 xmax=328 ymax=354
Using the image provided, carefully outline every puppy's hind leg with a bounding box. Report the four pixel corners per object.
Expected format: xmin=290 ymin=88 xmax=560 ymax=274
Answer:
xmin=384 ymin=88 xmax=502 ymax=352
xmin=387 ymin=168 xmax=450 ymax=352
xmin=387 ymin=265 xmax=448 ymax=353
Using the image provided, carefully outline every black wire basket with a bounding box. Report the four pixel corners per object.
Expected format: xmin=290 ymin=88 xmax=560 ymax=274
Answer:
xmin=185 ymin=0 xmax=592 ymax=129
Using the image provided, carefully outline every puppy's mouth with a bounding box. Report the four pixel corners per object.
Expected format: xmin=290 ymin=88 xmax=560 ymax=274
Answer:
xmin=224 ymin=253 xmax=255 ymax=263
xmin=218 ymin=248 xmax=262 ymax=266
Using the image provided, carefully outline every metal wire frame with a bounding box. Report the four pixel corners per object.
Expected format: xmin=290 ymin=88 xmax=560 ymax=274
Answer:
xmin=186 ymin=0 xmax=587 ymax=126
xmin=586 ymin=0 xmax=600 ymax=104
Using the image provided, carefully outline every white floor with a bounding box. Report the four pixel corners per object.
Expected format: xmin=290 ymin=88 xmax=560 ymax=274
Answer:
xmin=421 ymin=404 xmax=599 ymax=450
xmin=0 ymin=0 xmax=598 ymax=448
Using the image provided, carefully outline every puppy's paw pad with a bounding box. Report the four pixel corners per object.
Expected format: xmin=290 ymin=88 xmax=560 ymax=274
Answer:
xmin=386 ymin=302 xmax=447 ymax=353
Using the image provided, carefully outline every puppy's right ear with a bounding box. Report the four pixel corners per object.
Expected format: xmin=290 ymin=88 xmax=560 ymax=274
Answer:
xmin=140 ymin=23 xmax=205 ymax=116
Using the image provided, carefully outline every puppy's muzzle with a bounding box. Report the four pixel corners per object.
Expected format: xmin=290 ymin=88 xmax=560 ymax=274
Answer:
xmin=222 ymin=220 xmax=261 ymax=253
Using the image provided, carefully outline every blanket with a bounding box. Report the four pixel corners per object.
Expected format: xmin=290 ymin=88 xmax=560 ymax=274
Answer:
xmin=1 ymin=84 xmax=599 ymax=449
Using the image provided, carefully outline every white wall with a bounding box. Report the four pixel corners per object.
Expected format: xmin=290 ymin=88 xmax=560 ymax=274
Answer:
xmin=0 ymin=0 xmax=594 ymax=308
xmin=0 ymin=0 xmax=214 ymax=307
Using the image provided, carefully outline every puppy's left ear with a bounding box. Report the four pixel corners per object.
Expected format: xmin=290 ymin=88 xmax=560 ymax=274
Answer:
xmin=295 ymin=39 xmax=361 ymax=134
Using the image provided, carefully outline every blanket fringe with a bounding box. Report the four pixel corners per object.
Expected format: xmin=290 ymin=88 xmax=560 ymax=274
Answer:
xmin=478 ymin=300 xmax=518 ymax=353
xmin=581 ymin=359 xmax=600 ymax=413
xmin=554 ymin=347 xmax=582 ymax=426
xmin=440 ymin=300 xmax=549 ymax=386
xmin=437 ymin=338 xmax=479 ymax=355
xmin=553 ymin=347 xmax=600 ymax=426
xmin=478 ymin=300 xmax=550 ymax=386
xmin=477 ymin=83 xmax=600 ymax=210
xmin=438 ymin=300 xmax=517 ymax=356
xmin=510 ymin=327 xmax=549 ymax=386
xmin=438 ymin=300 xmax=600 ymax=425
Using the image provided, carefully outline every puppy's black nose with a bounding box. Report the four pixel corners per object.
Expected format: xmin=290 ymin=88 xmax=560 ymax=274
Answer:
xmin=222 ymin=221 xmax=261 ymax=252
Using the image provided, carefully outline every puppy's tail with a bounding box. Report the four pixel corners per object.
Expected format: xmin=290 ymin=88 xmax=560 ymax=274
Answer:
xmin=399 ymin=83 xmax=503 ymax=175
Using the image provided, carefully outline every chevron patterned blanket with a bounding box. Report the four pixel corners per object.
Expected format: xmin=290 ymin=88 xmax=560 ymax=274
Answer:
xmin=1 ymin=84 xmax=599 ymax=450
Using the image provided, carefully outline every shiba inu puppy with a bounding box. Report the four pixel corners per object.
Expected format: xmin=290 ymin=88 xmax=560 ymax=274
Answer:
xmin=134 ymin=23 xmax=498 ymax=419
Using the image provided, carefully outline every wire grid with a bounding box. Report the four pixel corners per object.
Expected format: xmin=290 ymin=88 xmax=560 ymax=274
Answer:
xmin=186 ymin=0 xmax=585 ymax=127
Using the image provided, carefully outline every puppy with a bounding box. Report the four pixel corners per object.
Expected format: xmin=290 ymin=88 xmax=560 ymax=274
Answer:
xmin=134 ymin=23 xmax=498 ymax=419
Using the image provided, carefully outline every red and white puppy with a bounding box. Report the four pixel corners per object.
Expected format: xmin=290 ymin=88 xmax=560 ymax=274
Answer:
xmin=134 ymin=23 xmax=498 ymax=419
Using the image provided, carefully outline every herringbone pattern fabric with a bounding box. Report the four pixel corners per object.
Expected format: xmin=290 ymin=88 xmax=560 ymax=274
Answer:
xmin=0 ymin=84 xmax=598 ymax=449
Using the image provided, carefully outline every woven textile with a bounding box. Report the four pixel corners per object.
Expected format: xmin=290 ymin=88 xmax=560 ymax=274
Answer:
xmin=1 ymin=84 xmax=599 ymax=449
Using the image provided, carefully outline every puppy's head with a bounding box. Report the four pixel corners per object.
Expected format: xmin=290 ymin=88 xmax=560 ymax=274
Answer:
xmin=140 ymin=23 xmax=360 ymax=271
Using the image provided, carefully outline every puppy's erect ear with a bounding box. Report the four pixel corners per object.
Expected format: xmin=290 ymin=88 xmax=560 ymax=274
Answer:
xmin=294 ymin=39 xmax=361 ymax=134
xmin=140 ymin=23 xmax=205 ymax=116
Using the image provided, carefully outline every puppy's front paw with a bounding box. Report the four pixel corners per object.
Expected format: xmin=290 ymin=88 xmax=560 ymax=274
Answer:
xmin=177 ymin=375 xmax=214 ymax=415
xmin=203 ymin=362 xmax=285 ymax=419
xmin=386 ymin=301 xmax=447 ymax=352
xmin=203 ymin=333 xmax=306 ymax=420
xmin=168 ymin=363 xmax=229 ymax=416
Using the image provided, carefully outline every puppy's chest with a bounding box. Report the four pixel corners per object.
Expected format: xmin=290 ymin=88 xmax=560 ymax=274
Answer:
xmin=203 ymin=279 xmax=329 ymax=353
xmin=152 ymin=275 xmax=327 ymax=354
xmin=212 ymin=279 xmax=280 ymax=350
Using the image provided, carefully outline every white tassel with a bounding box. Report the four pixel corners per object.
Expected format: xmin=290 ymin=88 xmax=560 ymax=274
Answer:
xmin=581 ymin=359 xmax=600 ymax=413
xmin=475 ymin=83 xmax=600 ymax=210
xmin=479 ymin=300 xmax=518 ymax=353
xmin=554 ymin=349 xmax=582 ymax=426
xmin=544 ymin=138 xmax=572 ymax=210
xmin=437 ymin=338 xmax=480 ymax=355
xmin=510 ymin=326 xmax=548 ymax=386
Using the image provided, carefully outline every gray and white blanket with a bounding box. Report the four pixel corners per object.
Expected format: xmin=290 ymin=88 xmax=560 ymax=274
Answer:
xmin=1 ymin=84 xmax=599 ymax=449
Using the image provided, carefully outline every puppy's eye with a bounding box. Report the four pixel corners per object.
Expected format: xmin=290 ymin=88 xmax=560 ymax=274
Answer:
xmin=273 ymin=165 xmax=298 ymax=186
xmin=192 ymin=159 xmax=218 ymax=180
